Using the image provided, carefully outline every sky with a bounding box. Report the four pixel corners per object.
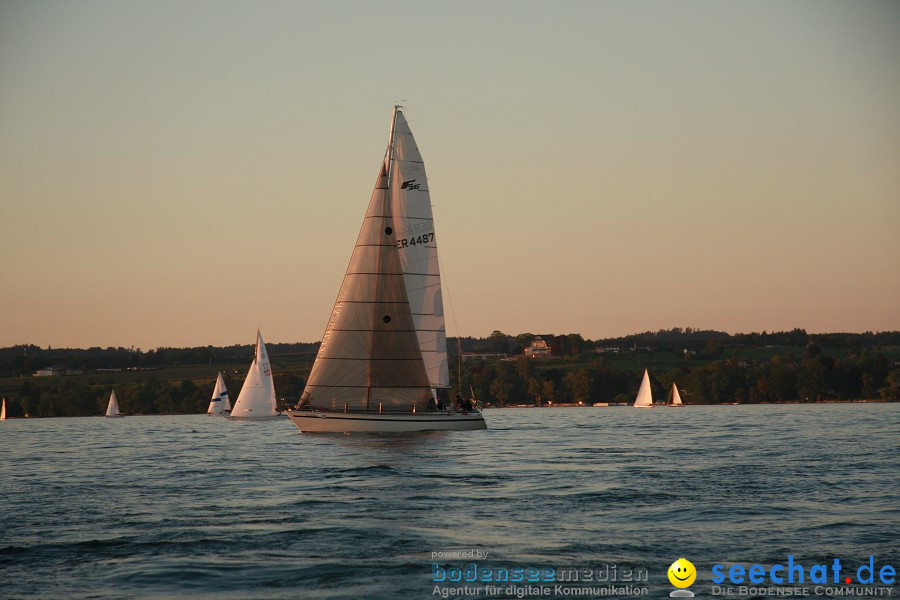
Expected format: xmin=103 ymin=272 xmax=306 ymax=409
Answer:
xmin=1 ymin=0 xmax=898 ymax=350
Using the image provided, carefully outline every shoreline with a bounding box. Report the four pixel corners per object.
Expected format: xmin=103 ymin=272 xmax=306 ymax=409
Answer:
xmin=486 ymin=399 xmax=891 ymax=408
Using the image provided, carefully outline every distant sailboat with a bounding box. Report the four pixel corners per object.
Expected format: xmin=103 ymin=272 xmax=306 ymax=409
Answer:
xmin=668 ymin=382 xmax=684 ymax=407
xmin=207 ymin=372 xmax=230 ymax=416
xmin=105 ymin=390 xmax=124 ymax=417
xmin=1 ymin=397 xmax=6 ymax=420
xmin=286 ymin=106 xmax=485 ymax=433
xmin=633 ymin=369 xmax=653 ymax=408
xmin=228 ymin=330 xmax=280 ymax=420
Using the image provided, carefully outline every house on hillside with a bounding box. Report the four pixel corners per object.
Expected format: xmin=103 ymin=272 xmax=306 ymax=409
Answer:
xmin=524 ymin=336 xmax=553 ymax=358
xmin=33 ymin=364 xmax=83 ymax=377
xmin=34 ymin=364 xmax=67 ymax=377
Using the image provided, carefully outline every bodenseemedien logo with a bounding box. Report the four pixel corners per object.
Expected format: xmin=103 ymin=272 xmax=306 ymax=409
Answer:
xmin=668 ymin=558 xmax=697 ymax=597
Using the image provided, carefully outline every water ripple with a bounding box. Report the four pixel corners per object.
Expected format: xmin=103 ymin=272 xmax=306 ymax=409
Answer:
xmin=0 ymin=405 xmax=897 ymax=598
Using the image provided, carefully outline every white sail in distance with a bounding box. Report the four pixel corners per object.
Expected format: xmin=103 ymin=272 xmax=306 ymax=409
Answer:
xmin=1 ymin=398 xmax=6 ymax=420
xmin=301 ymin=158 xmax=433 ymax=412
xmin=670 ymin=382 xmax=683 ymax=406
xmin=207 ymin=372 xmax=229 ymax=415
xmin=389 ymin=110 xmax=450 ymax=390
xmin=230 ymin=331 xmax=278 ymax=418
xmin=106 ymin=390 xmax=122 ymax=416
xmin=633 ymin=369 xmax=653 ymax=408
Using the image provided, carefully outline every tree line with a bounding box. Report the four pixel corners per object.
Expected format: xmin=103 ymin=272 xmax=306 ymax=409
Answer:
xmin=5 ymin=372 xmax=308 ymax=419
xmin=1 ymin=329 xmax=897 ymax=417
xmin=455 ymin=343 xmax=898 ymax=406
xmin=0 ymin=342 xmax=319 ymax=377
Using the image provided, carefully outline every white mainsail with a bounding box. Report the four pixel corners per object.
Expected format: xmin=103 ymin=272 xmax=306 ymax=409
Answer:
xmin=288 ymin=106 xmax=486 ymax=433
xmin=230 ymin=330 xmax=278 ymax=419
xmin=301 ymin=142 xmax=433 ymax=412
xmin=106 ymin=390 xmax=122 ymax=417
xmin=1 ymin=397 xmax=6 ymax=420
xmin=207 ymin=372 xmax=229 ymax=415
xmin=633 ymin=369 xmax=653 ymax=408
xmin=670 ymin=382 xmax=683 ymax=406
xmin=389 ymin=110 xmax=450 ymax=391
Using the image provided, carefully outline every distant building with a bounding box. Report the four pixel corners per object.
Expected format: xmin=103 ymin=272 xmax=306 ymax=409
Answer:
xmin=33 ymin=364 xmax=82 ymax=377
xmin=34 ymin=364 xmax=66 ymax=377
xmin=524 ymin=337 xmax=552 ymax=358
xmin=595 ymin=346 xmax=621 ymax=354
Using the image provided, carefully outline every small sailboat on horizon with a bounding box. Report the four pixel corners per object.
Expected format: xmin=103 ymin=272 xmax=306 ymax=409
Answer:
xmin=227 ymin=330 xmax=281 ymax=421
xmin=668 ymin=382 xmax=684 ymax=407
xmin=207 ymin=372 xmax=230 ymax=416
xmin=105 ymin=390 xmax=124 ymax=417
xmin=1 ymin=397 xmax=7 ymax=420
xmin=633 ymin=369 xmax=653 ymax=408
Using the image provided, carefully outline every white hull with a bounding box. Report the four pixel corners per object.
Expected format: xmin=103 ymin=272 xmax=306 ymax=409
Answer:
xmin=287 ymin=410 xmax=487 ymax=433
xmin=105 ymin=414 xmax=125 ymax=418
xmin=225 ymin=414 xmax=286 ymax=421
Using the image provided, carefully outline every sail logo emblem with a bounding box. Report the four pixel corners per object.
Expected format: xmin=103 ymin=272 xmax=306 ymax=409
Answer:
xmin=401 ymin=179 xmax=421 ymax=190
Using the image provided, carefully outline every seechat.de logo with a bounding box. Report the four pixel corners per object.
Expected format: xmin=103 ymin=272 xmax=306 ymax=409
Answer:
xmin=711 ymin=555 xmax=896 ymax=586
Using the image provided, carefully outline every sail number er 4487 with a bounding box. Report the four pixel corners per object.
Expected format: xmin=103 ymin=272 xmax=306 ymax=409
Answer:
xmin=397 ymin=232 xmax=435 ymax=249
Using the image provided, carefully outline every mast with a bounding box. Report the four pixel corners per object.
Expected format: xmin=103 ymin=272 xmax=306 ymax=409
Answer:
xmin=386 ymin=104 xmax=400 ymax=188
xmin=457 ymin=337 xmax=463 ymax=395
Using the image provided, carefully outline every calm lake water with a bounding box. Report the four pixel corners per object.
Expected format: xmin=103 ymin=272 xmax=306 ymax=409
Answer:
xmin=1 ymin=405 xmax=897 ymax=599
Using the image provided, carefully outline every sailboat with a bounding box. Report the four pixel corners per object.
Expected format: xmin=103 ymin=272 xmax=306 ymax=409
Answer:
xmin=633 ymin=369 xmax=653 ymax=408
xmin=105 ymin=390 xmax=124 ymax=417
xmin=207 ymin=372 xmax=230 ymax=416
xmin=668 ymin=382 xmax=684 ymax=407
xmin=1 ymin=397 xmax=7 ymax=420
xmin=287 ymin=106 xmax=486 ymax=433
xmin=227 ymin=330 xmax=280 ymax=420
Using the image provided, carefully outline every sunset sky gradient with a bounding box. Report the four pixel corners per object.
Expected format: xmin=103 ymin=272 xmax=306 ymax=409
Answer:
xmin=1 ymin=0 xmax=898 ymax=349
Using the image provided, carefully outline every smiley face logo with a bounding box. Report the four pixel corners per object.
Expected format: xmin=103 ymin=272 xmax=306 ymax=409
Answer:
xmin=668 ymin=558 xmax=697 ymax=588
